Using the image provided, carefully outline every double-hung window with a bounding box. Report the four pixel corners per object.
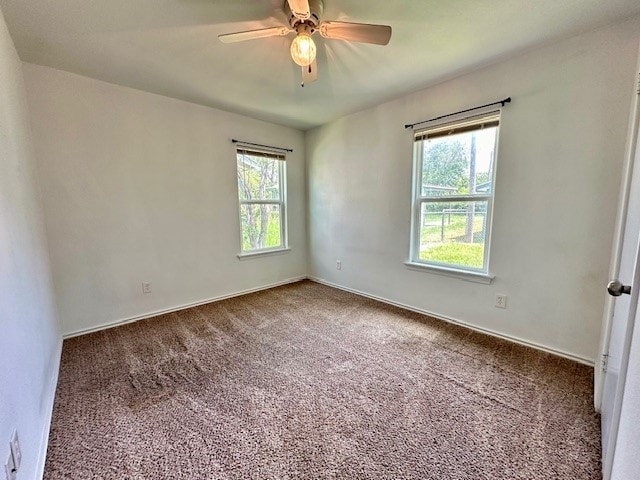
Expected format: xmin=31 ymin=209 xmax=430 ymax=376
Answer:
xmin=409 ymin=111 xmax=500 ymax=276
xmin=236 ymin=148 xmax=287 ymax=255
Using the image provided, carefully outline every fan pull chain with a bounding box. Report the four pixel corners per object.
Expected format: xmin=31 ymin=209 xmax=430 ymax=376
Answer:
xmin=301 ymin=64 xmax=313 ymax=88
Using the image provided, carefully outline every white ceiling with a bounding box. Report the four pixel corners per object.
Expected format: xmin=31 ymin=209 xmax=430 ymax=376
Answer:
xmin=2 ymin=0 xmax=640 ymax=130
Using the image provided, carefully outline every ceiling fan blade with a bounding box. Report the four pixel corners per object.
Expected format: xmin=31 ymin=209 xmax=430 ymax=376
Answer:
xmin=218 ymin=26 xmax=291 ymax=44
xmin=287 ymin=0 xmax=311 ymax=20
xmin=301 ymin=60 xmax=318 ymax=86
xmin=319 ymin=21 xmax=392 ymax=45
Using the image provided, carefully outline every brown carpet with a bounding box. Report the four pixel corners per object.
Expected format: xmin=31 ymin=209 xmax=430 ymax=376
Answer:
xmin=44 ymin=280 xmax=601 ymax=479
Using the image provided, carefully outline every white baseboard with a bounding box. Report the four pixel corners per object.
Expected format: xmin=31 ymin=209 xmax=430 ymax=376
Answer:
xmin=63 ymin=275 xmax=308 ymax=339
xmin=308 ymin=276 xmax=595 ymax=366
xmin=64 ymin=273 xmax=595 ymax=366
xmin=36 ymin=337 xmax=63 ymax=479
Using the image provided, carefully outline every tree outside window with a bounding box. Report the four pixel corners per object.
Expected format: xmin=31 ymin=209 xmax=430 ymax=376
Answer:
xmin=236 ymin=149 xmax=287 ymax=253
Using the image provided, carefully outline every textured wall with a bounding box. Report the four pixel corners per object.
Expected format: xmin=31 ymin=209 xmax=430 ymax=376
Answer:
xmin=24 ymin=64 xmax=308 ymax=336
xmin=305 ymin=18 xmax=640 ymax=363
xmin=0 ymin=6 xmax=61 ymax=480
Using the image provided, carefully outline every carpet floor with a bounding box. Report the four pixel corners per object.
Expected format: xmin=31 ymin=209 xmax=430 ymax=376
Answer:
xmin=44 ymin=280 xmax=601 ymax=479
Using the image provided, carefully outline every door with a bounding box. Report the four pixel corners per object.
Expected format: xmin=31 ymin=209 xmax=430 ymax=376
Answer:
xmin=600 ymin=51 xmax=640 ymax=479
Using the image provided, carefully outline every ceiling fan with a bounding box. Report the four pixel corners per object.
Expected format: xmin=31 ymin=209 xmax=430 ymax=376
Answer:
xmin=218 ymin=0 xmax=392 ymax=86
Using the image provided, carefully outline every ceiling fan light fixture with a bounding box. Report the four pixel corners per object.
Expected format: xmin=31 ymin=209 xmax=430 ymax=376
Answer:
xmin=290 ymin=32 xmax=316 ymax=67
xmin=219 ymin=0 xmax=392 ymax=85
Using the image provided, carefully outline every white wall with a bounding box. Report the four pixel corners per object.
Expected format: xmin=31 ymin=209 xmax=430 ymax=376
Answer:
xmin=0 ymin=6 xmax=61 ymax=480
xmin=306 ymin=18 xmax=640 ymax=363
xmin=23 ymin=64 xmax=307 ymax=336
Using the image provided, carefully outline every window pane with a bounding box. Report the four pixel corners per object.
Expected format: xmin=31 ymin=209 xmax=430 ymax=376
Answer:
xmin=237 ymin=154 xmax=281 ymax=201
xmin=419 ymin=201 xmax=488 ymax=269
xmin=240 ymin=204 xmax=282 ymax=251
xmin=421 ymin=127 xmax=497 ymax=197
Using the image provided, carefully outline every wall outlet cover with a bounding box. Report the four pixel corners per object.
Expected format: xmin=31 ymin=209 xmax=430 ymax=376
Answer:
xmin=495 ymin=294 xmax=507 ymax=309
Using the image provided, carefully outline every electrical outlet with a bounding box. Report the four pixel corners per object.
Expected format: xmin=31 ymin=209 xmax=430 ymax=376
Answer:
xmin=336 ymin=260 xmax=341 ymax=270
xmin=495 ymin=294 xmax=507 ymax=309
xmin=9 ymin=431 xmax=20 ymax=471
xmin=142 ymin=282 xmax=151 ymax=294
xmin=4 ymin=451 xmax=16 ymax=480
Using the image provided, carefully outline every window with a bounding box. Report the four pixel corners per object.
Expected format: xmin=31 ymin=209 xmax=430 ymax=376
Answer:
xmin=409 ymin=111 xmax=500 ymax=275
xmin=236 ymin=148 xmax=287 ymax=255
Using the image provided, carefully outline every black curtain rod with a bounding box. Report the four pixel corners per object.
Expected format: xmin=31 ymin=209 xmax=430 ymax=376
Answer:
xmin=404 ymin=97 xmax=511 ymax=129
xmin=232 ymin=139 xmax=293 ymax=153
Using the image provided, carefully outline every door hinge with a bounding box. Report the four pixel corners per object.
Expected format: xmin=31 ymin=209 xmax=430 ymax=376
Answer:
xmin=602 ymin=353 xmax=609 ymax=373
xmin=637 ymin=72 xmax=640 ymax=95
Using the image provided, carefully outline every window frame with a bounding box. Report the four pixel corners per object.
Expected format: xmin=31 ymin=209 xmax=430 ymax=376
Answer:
xmin=235 ymin=148 xmax=289 ymax=257
xmin=408 ymin=110 xmax=501 ymax=280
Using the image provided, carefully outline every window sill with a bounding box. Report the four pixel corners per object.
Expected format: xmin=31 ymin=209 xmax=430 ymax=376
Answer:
xmin=404 ymin=261 xmax=494 ymax=284
xmin=237 ymin=248 xmax=291 ymax=260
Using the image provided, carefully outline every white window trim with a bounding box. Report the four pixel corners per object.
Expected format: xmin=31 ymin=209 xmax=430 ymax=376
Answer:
xmin=236 ymin=150 xmax=288 ymax=255
xmin=408 ymin=108 xmax=501 ymax=279
xmin=237 ymin=247 xmax=291 ymax=260
xmin=404 ymin=261 xmax=494 ymax=284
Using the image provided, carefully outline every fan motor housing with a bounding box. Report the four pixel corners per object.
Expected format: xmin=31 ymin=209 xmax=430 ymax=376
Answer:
xmin=285 ymin=0 xmax=324 ymax=29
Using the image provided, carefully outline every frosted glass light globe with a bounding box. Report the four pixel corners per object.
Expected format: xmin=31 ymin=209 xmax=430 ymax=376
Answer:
xmin=290 ymin=33 xmax=316 ymax=67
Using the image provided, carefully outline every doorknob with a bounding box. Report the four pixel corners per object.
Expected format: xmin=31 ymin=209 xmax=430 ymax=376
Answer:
xmin=608 ymin=280 xmax=632 ymax=297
